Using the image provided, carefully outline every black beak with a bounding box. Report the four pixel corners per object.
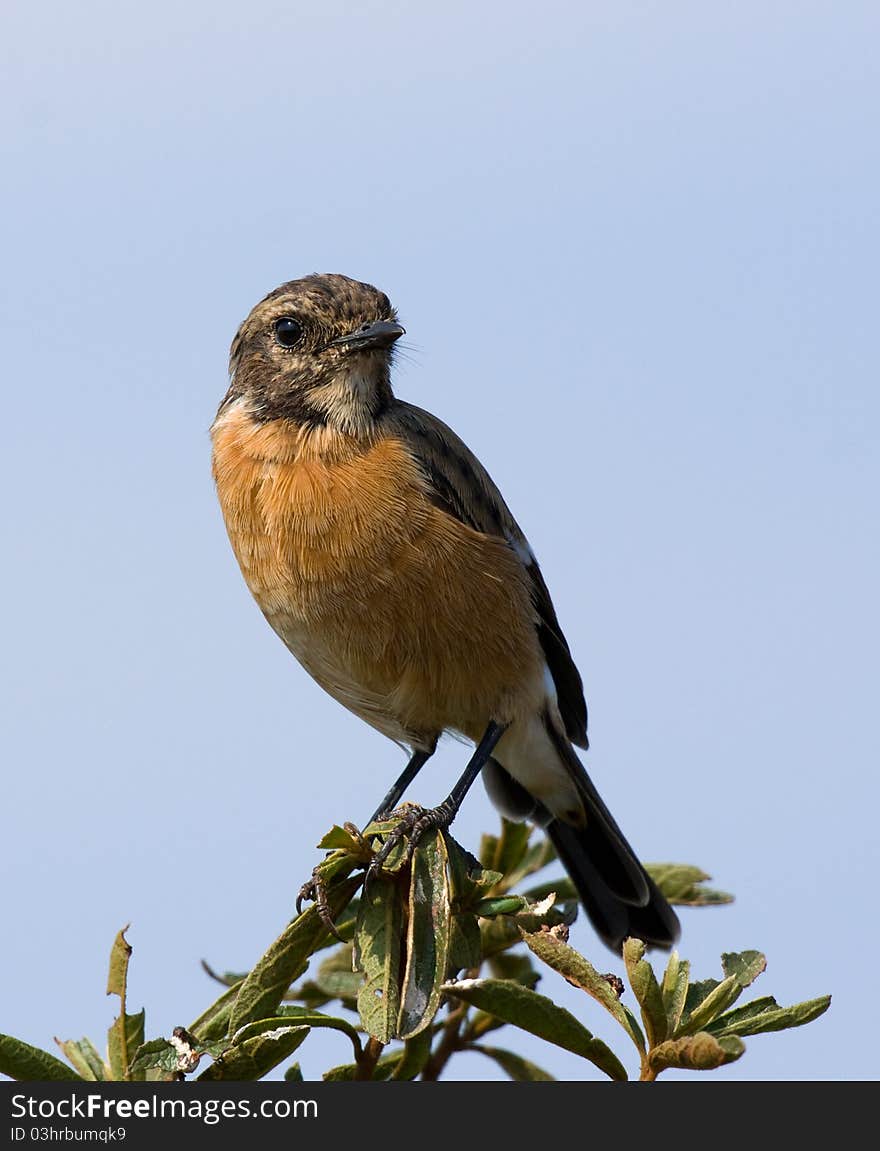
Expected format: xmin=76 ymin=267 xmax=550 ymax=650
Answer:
xmin=329 ymin=319 xmax=406 ymax=351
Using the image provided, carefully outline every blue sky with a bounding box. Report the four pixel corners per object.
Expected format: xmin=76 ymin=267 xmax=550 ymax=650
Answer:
xmin=2 ymin=1 xmax=877 ymax=1082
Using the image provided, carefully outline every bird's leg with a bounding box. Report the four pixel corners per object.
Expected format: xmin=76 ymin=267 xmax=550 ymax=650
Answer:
xmin=369 ymin=721 xmax=508 ymax=872
xmin=368 ymin=741 xmax=438 ymax=824
xmin=295 ymin=742 xmax=438 ymax=921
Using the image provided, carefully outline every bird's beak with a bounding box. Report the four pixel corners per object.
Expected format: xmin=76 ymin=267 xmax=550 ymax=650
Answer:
xmin=329 ymin=320 xmax=406 ymax=351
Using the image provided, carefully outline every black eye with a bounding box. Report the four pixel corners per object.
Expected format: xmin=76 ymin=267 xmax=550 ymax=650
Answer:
xmin=274 ymin=317 xmax=303 ymax=347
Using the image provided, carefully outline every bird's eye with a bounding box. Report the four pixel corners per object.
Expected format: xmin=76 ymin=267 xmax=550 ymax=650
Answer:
xmin=274 ymin=317 xmax=303 ymax=348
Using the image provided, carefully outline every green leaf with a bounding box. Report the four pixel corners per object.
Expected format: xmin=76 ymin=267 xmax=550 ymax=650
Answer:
xmin=228 ymin=875 xmax=362 ymax=1034
xmin=448 ymin=912 xmax=482 ymax=975
xmin=198 ymin=1025 xmax=309 ymax=1081
xmin=661 ymin=951 xmax=690 ymax=1034
xmin=0 ymin=1034 xmax=86 ymax=1081
xmin=711 ymin=995 xmax=831 ymax=1038
xmin=275 ymin=1007 xmax=362 ymax=1058
xmin=353 ymin=870 xmax=405 ymax=1043
xmin=106 ymin=925 xmax=133 ymax=999
xmin=623 ymin=938 xmax=668 ymax=1047
xmin=677 ymin=953 xmax=766 ymax=1037
xmin=53 ymin=1039 xmax=105 ymax=1082
xmin=398 ymin=831 xmax=452 ymax=1039
xmin=645 ymin=863 xmax=734 ymax=906
xmin=649 ymin=1032 xmax=745 ymax=1074
xmin=303 ymin=943 xmax=363 ymax=1004
xmin=189 ymin=981 xmax=243 ymax=1044
xmin=721 ymin=950 xmax=766 ymax=987
xmin=479 ymin=914 xmax=521 ymax=958
xmin=201 ymin=961 xmax=247 ymax=988
xmin=317 ymin=826 xmax=365 ymax=852
xmin=466 ymin=1011 xmax=507 ymax=1040
xmin=473 ymin=1044 xmax=555 ymax=1081
xmin=447 ymin=834 xmax=503 ymax=908
xmin=490 ymin=819 xmax=533 ymax=881
xmin=705 ymin=995 xmax=778 ymax=1034
xmin=524 ymin=929 xmax=645 ymax=1053
xmin=108 ymin=1009 xmax=145 ymax=1082
xmin=522 ymin=876 xmax=578 ymax=904
xmin=129 ymin=1039 xmax=180 ymax=1076
xmin=473 ymin=896 xmax=529 ymax=918
xmin=323 ymin=1052 xmax=400 ymax=1081
xmin=443 ymin=978 xmax=627 ymax=1081
xmin=391 ymin=1029 xmax=433 ymax=1080
xmin=488 ymin=951 xmax=540 ymax=991
xmin=677 ymin=976 xmax=744 ymax=1036
xmin=503 ymin=837 xmax=557 ymax=891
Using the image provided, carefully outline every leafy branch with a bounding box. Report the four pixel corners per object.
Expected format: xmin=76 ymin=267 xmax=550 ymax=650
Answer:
xmin=0 ymin=817 xmax=830 ymax=1083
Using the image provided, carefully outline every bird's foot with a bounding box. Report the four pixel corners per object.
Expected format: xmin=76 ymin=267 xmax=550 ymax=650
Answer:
xmin=295 ymin=867 xmax=347 ymax=941
xmin=367 ymin=800 xmax=455 ymax=877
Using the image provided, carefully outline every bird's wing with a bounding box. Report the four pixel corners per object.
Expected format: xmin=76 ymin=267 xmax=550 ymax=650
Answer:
xmin=388 ymin=402 xmax=589 ymax=748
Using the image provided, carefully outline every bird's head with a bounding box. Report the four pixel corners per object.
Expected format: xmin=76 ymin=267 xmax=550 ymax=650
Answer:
xmin=222 ymin=273 xmax=404 ymax=436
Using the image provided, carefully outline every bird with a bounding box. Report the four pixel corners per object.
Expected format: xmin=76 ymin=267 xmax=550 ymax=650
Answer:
xmin=210 ymin=273 xmax=680 ymax=952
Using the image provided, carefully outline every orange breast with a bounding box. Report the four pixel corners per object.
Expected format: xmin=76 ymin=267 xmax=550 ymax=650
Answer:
xmin=211 ymin=401 xmax=544 ymax=742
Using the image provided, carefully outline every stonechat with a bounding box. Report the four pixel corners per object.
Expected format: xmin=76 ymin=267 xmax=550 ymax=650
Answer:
xmin=211 ymin=273 xmax=680 ymax=951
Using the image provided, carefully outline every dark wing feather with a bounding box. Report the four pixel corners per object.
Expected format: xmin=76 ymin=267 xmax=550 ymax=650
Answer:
xmin=388 ymin=402 xmax=588 ymax=748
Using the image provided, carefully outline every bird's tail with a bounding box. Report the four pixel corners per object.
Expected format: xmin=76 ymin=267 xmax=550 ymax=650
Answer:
xmin=484 ymin=723 xmax=680 ymax=953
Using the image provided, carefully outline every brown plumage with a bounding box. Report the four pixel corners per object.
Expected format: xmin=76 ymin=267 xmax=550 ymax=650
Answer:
xmin=211 ymin=273 xmax=680 ymax=952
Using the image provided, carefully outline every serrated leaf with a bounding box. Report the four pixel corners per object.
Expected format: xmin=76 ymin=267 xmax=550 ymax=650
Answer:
xmin=354 ymin=870 xmax=405 ymax=1044
xmin=473 ymin=1044 xmax=555 ymax=1081
xmin=189 ymin=982 xmax=243 ymax=1044
xmin=391 ymin=1029 xmax=433 ymax=1080
xmin=721 ymin=950 xmax=766 ymax=987
xmin=661 ymin=951 xmax=690 ymax=1034
xmin=228 ymin=875 xmax=361 ymax=1034
xmin=106 ymin=926 xmax=132 ymax=999
xmin=198 ymin=1025 xmax=309 ymax=1081
xmin=712 ymin=995 xmax=831 ymax=1038
xmin=524 ymin=930 xmax=644 ymax=1052
xmin=398 ymin=831 xmax=452 ymax=1039
xmin=54 ymin=1037 xmax=107 ymax=1081
xmin=443 ymin=978 xmax=627 ymax=1081
xmin=623 ymin=938 xmax=668 ymax=1047
xmin=649 ymin=1032 xmax=745 ymax=1074
xmin=108 ymin=1009 xmax=145 ymax=1082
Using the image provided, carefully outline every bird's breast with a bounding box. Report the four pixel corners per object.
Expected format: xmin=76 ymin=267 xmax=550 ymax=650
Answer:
xmin=211 ymin=401 xmax=429 ymax=621
xmin=210 ymin=399 xmax=543 ymax=738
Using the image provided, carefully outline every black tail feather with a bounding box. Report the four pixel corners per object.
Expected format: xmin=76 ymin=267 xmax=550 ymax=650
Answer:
xmin=483 ymin=753 xmax=681 ymax=953
xmin=548 ymin=819 xmax=680 ymax=952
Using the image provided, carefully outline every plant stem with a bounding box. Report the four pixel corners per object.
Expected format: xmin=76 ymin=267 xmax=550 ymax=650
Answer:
xmin=421 ymin=1002 xmax=468 ymax=1081
xmin=356 ymin=1036 xmax=385 ymax=1080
